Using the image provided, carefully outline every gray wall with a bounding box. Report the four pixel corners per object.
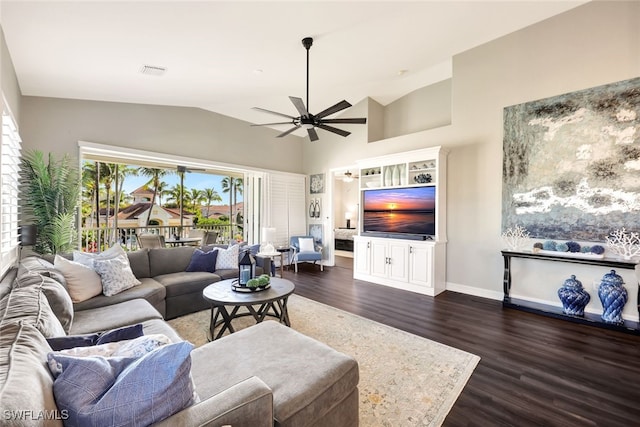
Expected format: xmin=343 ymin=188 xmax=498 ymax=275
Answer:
xmin=303 ymin=1 xmax=640 ymax=305
xmin=19 ymin=96 xmax=304 ymax=173
xmin=1 ymin=26 xmax=21 ymax=121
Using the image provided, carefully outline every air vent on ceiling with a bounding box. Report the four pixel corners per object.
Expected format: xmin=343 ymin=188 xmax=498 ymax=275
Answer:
xmin=140 ymin=65 xmax=167 ymax=76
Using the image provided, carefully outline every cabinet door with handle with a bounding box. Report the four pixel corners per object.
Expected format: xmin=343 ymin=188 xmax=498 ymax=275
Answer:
xmin=354 ymin=238 xmax=371 ymax=275
xmin=409 ymin=244 xmax=433 ymax=287
xmin=388 ymin=242 xmax=409 ymax=282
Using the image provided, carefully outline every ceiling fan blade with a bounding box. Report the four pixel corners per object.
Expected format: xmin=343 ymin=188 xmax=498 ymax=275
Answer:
xmin=316 ymin=123 xmax=351 ymax=138
xmin=276 ymin=126 xmax=301 ymax=138
xmin=320 ymin=117 xmax=367 ymax=124
xmin=289 ymin=97 xmax=309 ymax=118
xmin=250 ymin=121 xmax=294 ymax=127
xmin=315 ymin=100 xmax=352 ymax=119
xmin=307 ymin=128 xmax=319 ymax=142
xmin=252 ymin=107 xmax=296 ymax=120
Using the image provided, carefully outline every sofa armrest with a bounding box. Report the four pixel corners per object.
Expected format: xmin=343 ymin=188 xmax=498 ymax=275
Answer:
xmin=153 ymin=376 xmax=273 ymax=427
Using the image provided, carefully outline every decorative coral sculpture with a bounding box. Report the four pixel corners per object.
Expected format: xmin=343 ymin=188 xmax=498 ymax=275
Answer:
xmin=605 ymin=228 xmax=640 ymax=260
xmin=502 ymin=225 xmax=530 ymax=251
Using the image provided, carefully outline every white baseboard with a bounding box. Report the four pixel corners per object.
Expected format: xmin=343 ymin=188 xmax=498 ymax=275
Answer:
xmin=445 ymin=281 xmax=503 ymax=301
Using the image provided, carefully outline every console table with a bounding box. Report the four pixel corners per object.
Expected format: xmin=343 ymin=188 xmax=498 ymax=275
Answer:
xmin=502 ymin=250 xmax=640 ymax=335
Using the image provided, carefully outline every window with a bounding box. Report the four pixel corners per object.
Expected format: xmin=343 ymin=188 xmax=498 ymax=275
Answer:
xmin=1 ymin=107 xmax=22 ymax=276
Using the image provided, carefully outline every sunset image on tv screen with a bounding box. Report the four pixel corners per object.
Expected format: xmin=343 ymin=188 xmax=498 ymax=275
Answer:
xmin=362 ymin=187 xmax=436 ymax=235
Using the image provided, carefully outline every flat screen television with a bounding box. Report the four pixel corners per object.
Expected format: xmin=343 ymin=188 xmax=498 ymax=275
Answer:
xmin=362 ymin=186 xmax=436 ymax=238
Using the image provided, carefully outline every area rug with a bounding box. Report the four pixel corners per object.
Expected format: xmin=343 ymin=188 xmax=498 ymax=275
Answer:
xmin=168 ymin=294 xmax=480 ymax=426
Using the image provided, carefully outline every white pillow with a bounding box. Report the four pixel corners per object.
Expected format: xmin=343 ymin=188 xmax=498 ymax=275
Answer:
xmin=93 ymin=256 xmax=141 ymax=297
xmin=215 ymin=244 xmax=239 ymax=270
xmin=73 ymin=244 xmax=126 ymax=268
xmin=54 ymin=334 xmax=172 ymax=359
xmin=54 ymin=255 xmax=103 ymax=303
xmin=298 ymin=238 xmax=315 ymax=252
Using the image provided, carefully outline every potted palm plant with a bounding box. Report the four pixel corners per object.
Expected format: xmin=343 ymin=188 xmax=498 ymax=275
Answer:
xmin=20 ymin=150 xmax=79 ymax=255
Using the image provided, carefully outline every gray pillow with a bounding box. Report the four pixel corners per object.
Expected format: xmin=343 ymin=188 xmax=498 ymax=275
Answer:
xmin=14 ymin=273 xmax=73 ymax=334
xmin=18 ymin=256 xmax=67 ymax=287
xmin=0 ymin=322 xmax=61 ymax=426
xmin=1 ymin=272 xmax=67 ymax=338
xmin=48 ymin=341 xmax=196 ymax=426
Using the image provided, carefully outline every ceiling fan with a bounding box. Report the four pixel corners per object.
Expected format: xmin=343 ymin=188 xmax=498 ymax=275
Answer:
xmin=342 ymin=170 xmax=358 ymax=182
xmin=251 ymin=37 xmax=367 ymax=142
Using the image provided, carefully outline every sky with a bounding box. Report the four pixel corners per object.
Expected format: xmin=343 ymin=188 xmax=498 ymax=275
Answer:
xmin=122 ymin=171 xmax=242 ymax=204
xmin=363 ymin=187 xmax=435 ymax=211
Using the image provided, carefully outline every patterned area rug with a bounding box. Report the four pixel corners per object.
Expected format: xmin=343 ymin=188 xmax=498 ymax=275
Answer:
xmin=168 ymin=294 xmax=480 ymax=426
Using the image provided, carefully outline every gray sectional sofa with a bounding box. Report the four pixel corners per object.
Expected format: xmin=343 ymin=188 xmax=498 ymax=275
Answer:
xmin=0 ymin=247 xmax=360 ymax=427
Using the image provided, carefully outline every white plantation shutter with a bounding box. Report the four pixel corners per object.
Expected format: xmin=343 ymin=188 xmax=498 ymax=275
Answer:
xmin=1 ymin=109 xmax=22 ymax=275
xmin=267 ymin=173 xmax=306 ymax=248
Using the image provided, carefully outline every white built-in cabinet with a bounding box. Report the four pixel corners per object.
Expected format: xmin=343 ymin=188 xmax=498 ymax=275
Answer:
xmin=353 ymin=146 xmax=448 ymax=296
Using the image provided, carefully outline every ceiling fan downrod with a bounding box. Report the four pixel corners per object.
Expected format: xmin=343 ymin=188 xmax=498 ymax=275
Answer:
xmin=302 ymin=37 xmax=313 ymax=115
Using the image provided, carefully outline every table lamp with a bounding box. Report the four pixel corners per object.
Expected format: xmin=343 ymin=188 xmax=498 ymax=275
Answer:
xmin=345 ymin=212 xmax=353 ymax=229
xmin=261 ymin=227 xmax=276 ymax=253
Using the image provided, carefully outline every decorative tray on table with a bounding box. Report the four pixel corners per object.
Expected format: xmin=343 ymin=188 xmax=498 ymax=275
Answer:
xmin=231 ymin=276 xmax=271 ymax=293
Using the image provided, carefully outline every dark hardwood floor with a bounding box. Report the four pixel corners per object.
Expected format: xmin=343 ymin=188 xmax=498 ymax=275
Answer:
xmin=284 ymin=256 xmax=640 ymax=427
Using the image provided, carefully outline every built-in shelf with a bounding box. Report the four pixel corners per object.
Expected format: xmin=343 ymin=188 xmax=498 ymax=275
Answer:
xmin=502 ymin=250 xmax=640 ymax=335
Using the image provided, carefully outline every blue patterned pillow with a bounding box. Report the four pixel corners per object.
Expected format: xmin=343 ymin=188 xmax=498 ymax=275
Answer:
xmin=186 ymin=248 xmax=218 ymax=273
xmin=48 ymin=341 xmax=195 ymax=426
xmin=46 ymin=324 xmax=144 ymax=351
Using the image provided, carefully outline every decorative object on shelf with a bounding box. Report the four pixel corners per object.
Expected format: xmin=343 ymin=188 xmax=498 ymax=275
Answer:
xmin=556 ymin=242 xmax=569 ymax=252
xmin=566 ymin=241 xmax=581 ymax=252
xmin=237 ymin=249 xmax=256 ymax=286
xmin=532 ymin=242 xmax=543 ymax=253
xmin=399 ymin=164 xmax=406 ymax=185
xmin=501 ymin=224 xmax=530 ymax=251
xmin=597 ymin=270 xmax=628 ymax=324
xmin=413 ymin=173 xmax=432 ymax=184
xmin=557 ymin=275 xmax=590 ymax=316
xmin=309 ymin=173 xmax=325 ymax=194
xmin=591 ymin=245 xmax=605 ymax=255
xmin=392 ymin=164 xmax=400 ymax=186
xmin=605 ymin=228 xmax=640 ymax=260
xmin=542 ymin=240 xmax=557 ymax=251
xmin=384 ymin=167 xmax=392 ymax=186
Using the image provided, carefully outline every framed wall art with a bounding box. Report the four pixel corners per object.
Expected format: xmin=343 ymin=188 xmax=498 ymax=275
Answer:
xmin=502 ymin=76 xmax=640 ymax=241
xmin=309 ymin=173 xmax=325 ymax=194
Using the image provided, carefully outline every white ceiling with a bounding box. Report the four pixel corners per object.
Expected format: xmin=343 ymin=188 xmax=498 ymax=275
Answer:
xmin=1 ymin=1 xmax=587 ymax=129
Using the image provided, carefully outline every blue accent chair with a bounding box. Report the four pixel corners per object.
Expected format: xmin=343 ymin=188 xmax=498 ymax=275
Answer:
xmin=290 ymin=236 xmax=323 ymax=272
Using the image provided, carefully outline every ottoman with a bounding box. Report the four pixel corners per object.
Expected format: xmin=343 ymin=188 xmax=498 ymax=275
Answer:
xmin=190 ymin=321 xmax=359 ymax=427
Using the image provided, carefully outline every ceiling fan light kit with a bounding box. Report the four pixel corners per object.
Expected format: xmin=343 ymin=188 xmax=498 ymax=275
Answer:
xmin=252 ymin=37 xmax=367 ymax=142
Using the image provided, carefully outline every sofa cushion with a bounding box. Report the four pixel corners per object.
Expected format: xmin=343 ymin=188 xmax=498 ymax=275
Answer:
xmin=47 ymin=324 xmax=145 ymax=351
xmin=70 ymin=299 xmax=163 ymax=335
xmin=141 ymin=318 xmax=183 ymax=343
xmin=54 ymin=255 xmax=103 ymax=303
xmin=0 ymin=273 xmax=66 ymax=338
xmin=17 ymin=256 xmax=67 ymax=286
xmin=191 ymin=321 xmax=359 ymax=426
xmin=13 ymin=273 xmax=74 ymax=334
xmin=149 ymin=246 xmax=195 ymax=277
xmin=72 ymin=277 xmax=166 ymax=313
xmin=126 ymin=248 xmax=151 ymax=278
xmin=48 ymin=341 xmax=195 ymax=427
xmin=51 ymin=334 xmax=172 ymax=358
xmin=186 ymin=248 xmax=218 ymax=273
xmin=153 ymin=271 xmax=220 ymax=298
xmin=93 ymin=256 xmax=141 ymax=296
xmin=72 ymin=244 xmax=125 ymax=267
xmin=0 ymin=322 xmax=62 ymax=427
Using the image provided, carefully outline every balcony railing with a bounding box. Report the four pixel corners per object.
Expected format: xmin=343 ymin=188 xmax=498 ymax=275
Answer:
xmin=80 ymin=224 xmax=242 ymax=252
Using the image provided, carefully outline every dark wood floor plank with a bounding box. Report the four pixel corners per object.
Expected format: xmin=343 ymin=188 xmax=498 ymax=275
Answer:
xmin=284 ymin=257 xmax=640 ymax=426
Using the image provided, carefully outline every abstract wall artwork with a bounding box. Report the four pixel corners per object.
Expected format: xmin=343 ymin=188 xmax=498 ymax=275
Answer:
xmin=309 ymin=173 xmax=325 ymax=194
xmin=502 ymin=77 xmax=640 ymax=241
xmin=308 ymin=224 xmax=323 ymax=245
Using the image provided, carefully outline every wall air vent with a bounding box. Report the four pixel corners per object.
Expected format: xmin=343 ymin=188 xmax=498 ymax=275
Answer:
xmin=140 ymin=65 xmax=167 ymax=76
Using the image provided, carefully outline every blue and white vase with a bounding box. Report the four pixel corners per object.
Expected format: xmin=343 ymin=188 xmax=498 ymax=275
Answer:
xmin=598 ymin=269 xmax=628 ymax=324
xmin=557 ymin=275 xmax=590 ymax=316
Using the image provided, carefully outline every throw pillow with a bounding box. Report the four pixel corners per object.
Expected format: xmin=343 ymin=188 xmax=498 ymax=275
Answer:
xmin=298 ymin=237 xmax=315 ymax=252
xmin=52 ymin=334 xmax=172 ymax=359
xmin=215 ymin=244 xmax=239 ymax=270
xmin=13 ymin=270 xmax=74 ymax=334
xmin=186 ymin=248 xmax=218 ymax=273
xmin=47 ymin=324 xmax=144 ymax=351
xmin=72 ymin=244 xmax=126 ymax=268
xmin=0 ymin=273 xmax=66 ymax=338
xmin=48 ymin=341 xmax=196 ymax=427
xmin=54 ymin=255 xmax=103 ymax=302
xmin=93 ymin=256 xmax=141 ymax=296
